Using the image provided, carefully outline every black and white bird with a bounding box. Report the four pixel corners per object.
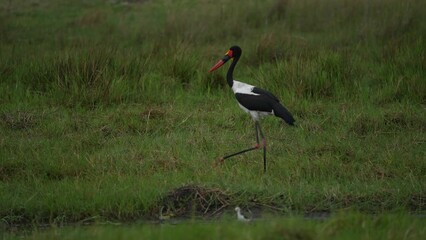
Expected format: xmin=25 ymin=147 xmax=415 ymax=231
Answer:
xmin=234 ymin=207 xmax=250 ymax=222
xmin=209 ymin=46 xmax=295 ymax=172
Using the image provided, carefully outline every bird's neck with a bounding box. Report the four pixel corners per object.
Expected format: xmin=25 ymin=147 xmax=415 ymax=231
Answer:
xmin=226 ymin=56 xmax=239 ymax=88
xmin=236 ymin=210 xmax=246 ymax=220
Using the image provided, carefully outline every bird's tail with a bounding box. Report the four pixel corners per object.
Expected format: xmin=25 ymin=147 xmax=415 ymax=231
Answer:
xmin=273 ymin=102 xmax=295 ymax=126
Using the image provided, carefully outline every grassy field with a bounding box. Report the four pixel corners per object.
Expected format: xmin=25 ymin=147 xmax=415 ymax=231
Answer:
xmin=1 ymin=0 xmax=425 ymax=237
xmin=3 ymin=213 xmax=426 ymax=240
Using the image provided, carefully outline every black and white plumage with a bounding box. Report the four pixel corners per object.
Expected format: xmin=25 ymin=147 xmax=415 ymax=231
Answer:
xmin=234 ymin=207 xmax=250 ymax=222
xmin=232 ymin=81 xmax=295 ymax=124
xmin=209 ymin=46 xmax=295 ymax=172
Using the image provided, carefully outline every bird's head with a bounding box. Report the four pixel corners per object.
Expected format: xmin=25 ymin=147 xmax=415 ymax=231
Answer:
xmin=234 ymin=206 xmax=241 ymax=212
xmin=209 ymin=46 xmax=242 ymax=72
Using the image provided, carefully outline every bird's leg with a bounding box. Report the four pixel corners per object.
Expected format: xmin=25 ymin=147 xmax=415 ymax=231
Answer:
xmin=220 ymin=122 xmax=261 ymax=162
xmin=257 ymin=122 xmax=266 ymax=147
xmin=254 ymin=121 xmax=260 ymax=148
xmin=257 ymin=122 xmax=267 ymax=172
xmin=221 ymin=146 xmax=259 ymax=161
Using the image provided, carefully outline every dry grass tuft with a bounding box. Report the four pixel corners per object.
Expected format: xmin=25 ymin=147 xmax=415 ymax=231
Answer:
xmin=152 ymin=185 xmax=230 ymax=218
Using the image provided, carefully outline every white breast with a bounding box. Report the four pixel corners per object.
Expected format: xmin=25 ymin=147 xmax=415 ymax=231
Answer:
xmin=232 ymin=80 xmax=258 ymax=95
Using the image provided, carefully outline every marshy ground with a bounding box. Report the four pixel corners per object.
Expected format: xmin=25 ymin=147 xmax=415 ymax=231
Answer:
xmin=1 ymin=0 xmax=425 ymax=239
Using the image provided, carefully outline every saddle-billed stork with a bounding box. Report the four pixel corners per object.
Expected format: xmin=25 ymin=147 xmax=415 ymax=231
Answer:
xmin=209 ymin=45 xmax=295 ymax=172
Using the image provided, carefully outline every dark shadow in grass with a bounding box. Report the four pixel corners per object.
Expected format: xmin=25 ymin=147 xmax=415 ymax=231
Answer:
xmin=1 ymin=111 xmax=37 ymax=130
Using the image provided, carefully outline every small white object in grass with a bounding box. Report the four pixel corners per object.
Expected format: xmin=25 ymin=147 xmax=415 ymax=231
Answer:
xmin=234 ymin=206 xmax=250 ymax=222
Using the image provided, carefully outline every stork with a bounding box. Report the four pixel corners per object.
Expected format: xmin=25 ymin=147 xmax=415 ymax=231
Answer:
xmin=209 ymin=46 xmax=295 ymax=172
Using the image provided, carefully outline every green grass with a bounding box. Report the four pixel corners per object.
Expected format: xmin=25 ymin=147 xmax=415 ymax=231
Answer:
xmin=0 ymin=0 xmax=425 ymax=237
xmin=2 ymin=213 xmax=426 ymax=240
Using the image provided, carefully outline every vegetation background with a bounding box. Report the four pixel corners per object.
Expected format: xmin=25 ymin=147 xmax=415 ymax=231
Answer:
xmin=0 ymin=0 xmax=425 ymax=238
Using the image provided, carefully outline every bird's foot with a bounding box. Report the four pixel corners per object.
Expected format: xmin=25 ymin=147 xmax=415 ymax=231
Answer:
xmin=214 ymin=157 xmax=225 ymax=166
xmin=254 ymin=140 xmax=266 ymax=149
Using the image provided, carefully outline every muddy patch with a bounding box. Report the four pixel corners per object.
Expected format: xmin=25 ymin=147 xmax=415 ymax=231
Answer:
xmin=2 ymin=185 xmax=425 ymax=231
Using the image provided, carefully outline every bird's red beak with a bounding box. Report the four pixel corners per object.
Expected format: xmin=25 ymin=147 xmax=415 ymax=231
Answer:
xmin=209 ymin=59 xmax=226 ymax=72
xmin=209 ymin=50 xmax=233 ymax=72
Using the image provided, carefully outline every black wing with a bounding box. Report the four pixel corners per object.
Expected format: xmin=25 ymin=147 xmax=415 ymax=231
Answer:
xmin=272 ymin=103 xmax=295 ymax=125
xmin=252 ymin=87 xmax=280 ymax=103
xmin=249 ymin=87 xmax=295 ymax=125
xmin=235 ymin=93 xmax=274 ymax=112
